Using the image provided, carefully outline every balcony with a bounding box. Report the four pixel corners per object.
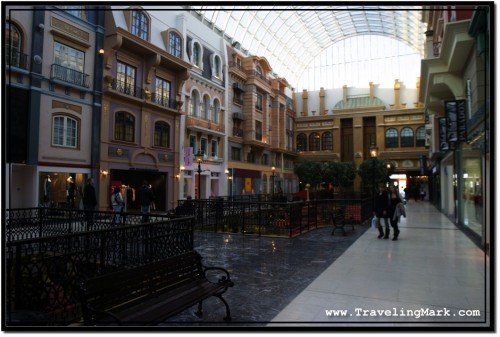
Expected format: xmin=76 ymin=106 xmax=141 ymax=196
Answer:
xmin=151 ymin=93 xmax=177 ymax=109
xmin=111 ymin=79 xmax=143 ymax=99
xmin=50 ymin=64 xmax=90 ymax=88
xmin=232 ymin=128 xmax=244 ymax=137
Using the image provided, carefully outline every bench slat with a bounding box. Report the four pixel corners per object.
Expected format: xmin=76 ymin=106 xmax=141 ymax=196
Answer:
xmin=79 ymin=250 xmax=233 ymax=325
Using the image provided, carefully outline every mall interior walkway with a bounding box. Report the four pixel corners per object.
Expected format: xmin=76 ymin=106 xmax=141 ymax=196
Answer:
xmin=163 ymin=201 xmax=489 ymax=329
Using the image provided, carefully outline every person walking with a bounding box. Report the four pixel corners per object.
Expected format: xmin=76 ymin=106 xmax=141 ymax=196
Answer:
xmin=82 ymin=177 xmax=98 ymax=228
xmin=388 ymin=186 xmax=405 ymax=241
xmin=374 ymin=184 xmax=390 ymax=239
xmin=111 ymin=186 xmax=124 ymax=225
xmin=137 ymin=180 xmax=154 ymax=223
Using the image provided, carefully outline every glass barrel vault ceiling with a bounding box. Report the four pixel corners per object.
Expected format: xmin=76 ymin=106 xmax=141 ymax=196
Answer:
xmin=189 ymin=6 xmax=426 ymax=90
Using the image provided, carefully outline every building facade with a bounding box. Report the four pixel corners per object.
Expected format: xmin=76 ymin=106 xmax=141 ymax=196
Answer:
xmin=420 ymin=5 xmax=490 ymax=252
xmin=294 ymin=80 xmax=427 ymax=194
xmin=100 ymin=6 xmax=191 ymax=211
xmin=6 ymin=5 xmax=104 ymax=209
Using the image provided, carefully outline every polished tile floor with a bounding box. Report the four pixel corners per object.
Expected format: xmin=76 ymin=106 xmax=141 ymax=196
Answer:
xmin=161 ymin=201 xmax=490 ymax=330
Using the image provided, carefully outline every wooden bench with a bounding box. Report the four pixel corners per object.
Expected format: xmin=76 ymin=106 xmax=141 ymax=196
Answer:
xmin=78 ymin=250 xmax=234 ymax=325
xmin=330 ymin=211 xmax=355 ymax=236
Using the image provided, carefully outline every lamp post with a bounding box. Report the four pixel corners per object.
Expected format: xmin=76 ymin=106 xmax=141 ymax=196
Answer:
xmin=369 ymin=142 xmax=378 ymax=211
xmin=271 ymin=166 xmax=276 ymax=200
xmin=195 ymin=150 xmax=203 ymax=200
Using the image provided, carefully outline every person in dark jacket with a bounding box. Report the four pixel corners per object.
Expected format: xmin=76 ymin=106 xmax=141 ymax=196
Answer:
xmin=388 ymin=186 xmax=404 ymax=241
xmin=137 ymin=180 xmax=154 ymax=223
xmin=374 ymin=185 xmax=390 ymax=239
xmin=83 ymin=178 xmax=98 ymax=227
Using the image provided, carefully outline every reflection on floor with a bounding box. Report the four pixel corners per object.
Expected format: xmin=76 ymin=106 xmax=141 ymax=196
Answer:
xmin=161 ymin=225 xmax=369 ymax=326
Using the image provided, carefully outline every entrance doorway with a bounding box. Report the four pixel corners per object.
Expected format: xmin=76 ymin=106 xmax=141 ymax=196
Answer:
xmin=110 ymin=169 xmax=167 ymax=211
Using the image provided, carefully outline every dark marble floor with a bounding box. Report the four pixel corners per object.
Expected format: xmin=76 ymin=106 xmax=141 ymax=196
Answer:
xmin=160 ymin=224 xmax=368 ymax=327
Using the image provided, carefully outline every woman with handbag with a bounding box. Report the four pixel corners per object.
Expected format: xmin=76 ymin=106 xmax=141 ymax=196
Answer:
xmin=111 ymin=186 xmax=125 ymax=225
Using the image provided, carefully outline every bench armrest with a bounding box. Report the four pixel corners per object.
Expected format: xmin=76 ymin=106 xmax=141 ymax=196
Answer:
xmin=203 ymin=266 xmax=234 ymax=288
xmin=83 ymin=304 xmax=123 ymax=326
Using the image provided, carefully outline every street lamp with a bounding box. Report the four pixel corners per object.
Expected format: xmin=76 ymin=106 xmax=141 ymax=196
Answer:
xmin=271 ymin=166 xmax=276 ymax=200
xmin=369 ymin=142 xmax=378 ymax=211
xmin=195 ymin=150 xmax=203 ymax=200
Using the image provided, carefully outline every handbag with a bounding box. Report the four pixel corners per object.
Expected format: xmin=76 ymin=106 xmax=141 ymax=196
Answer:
xmin=371 ymin=216 xmax=378 ymax=230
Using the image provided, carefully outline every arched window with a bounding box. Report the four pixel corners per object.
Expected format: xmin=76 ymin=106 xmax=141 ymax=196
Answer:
xmin=6 ymin=22 xmax=22 ymax=67
xmin=115 ymin=112 xmax=135 ymax=142
xmin=416 ymin=126 xmax=426 ymax=147
xmin=214 ymin=55 xmax=221 ymax=78
xmin=154 ymin=121 xmax=170 ymax=148
xmin=202 ymin=95 xmax=210 ymax=120
xmin=193 ymin=42 xmax=202 ymax=67
xmin=255 ymin=65 xmax=263 ymax=78
xmin=297 ymin=133 xmax=307 ymax=151
xmin=131 ymin=10 xmax=149 ymax=40
xmin=309 ymin=132 xmax=320 ymax=151
xmin=52 ymin=115 xmax=78 ymax=148
xmin=189 ymin=91 xmax=200 ymax=116
xmin=168 ymin=31 xmax=182 ymax=58
xmin=212 ymin=100 xmax=220 ymax=123
xmin=400 ymin=127 xmax=414 ymax=147
xmin=385 ymin=128 xmax=398 ymax=148
xmin=321 ymin=132 xmax=333 ymax=150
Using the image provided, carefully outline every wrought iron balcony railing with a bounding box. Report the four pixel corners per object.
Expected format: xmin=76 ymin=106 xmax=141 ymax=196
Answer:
xmin=50 ymin=64 xmax=90 ymax=88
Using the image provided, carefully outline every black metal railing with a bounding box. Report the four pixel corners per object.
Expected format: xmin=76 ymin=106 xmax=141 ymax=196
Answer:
xmin=151 ymin=93 xmax=177 ymax=109
xmin=112 ymin=79 xmax=143 ymax=99
xmin=173 ymin=197 xmax=372 ymax=238
xmin=5 ymin=216 xmax=195 ymax=326
xmin=50 ymin=64 xmax=89 ymax=88
xmin=6 ymin=208 xmax=174 ymax=242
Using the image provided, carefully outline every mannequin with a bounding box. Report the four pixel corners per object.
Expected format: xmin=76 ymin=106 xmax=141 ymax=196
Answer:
xmin=66 ymin=176 xmax=75 ymax=207
xmin=44 ymin=175 xmax=52 ymax=206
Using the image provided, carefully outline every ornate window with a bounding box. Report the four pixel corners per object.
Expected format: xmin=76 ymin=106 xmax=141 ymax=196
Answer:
xmin=59 ymin=5 xmax=86 ymax=19
xmin=155 ymin=77 xmax=171 ymax=107
xmin=202 ymin=95 xmax=209 ymax=120
xmin=6 ymin=22 xmax=22 ymax=67
xmin=385 ymin=128 xmax=398 ymax=148
xmin=416 ymin=126 xmax=426 ymax=147
xmin=400 ymin=127 xmax=414 ymax=147
xmin=193 ymin=42 xmax=202 ymax=67
xmin=212 ymin=100 xmax=220 ymax=123
xmin=214 ymin=55 xmax=222 ymax=78
xmin=309 ymin=132 xmax=320 ymax=151
xmin=131 ymin=10 xmax=149 ymax=40
xmin=115 ymin=112 xmax=135 ymax=142
xmin=52 ymin=115 xmax=78 ymax=148
xmin=53 ymin=42 xmax=86 ymax=86
xmin=154 ymin=121 xmax=170 ymax=148
xmin=169 ymin=31 xmax=182 ymax=58
xmin=189 ymin=91 xmax=200 ymax=117
xmin=117 ymin=62 xmax=137 ymax=96
xmin=321 ymin=132 xmax=333 ymax=150
xmin=297 ymin=133 xmax=307 ymax=151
